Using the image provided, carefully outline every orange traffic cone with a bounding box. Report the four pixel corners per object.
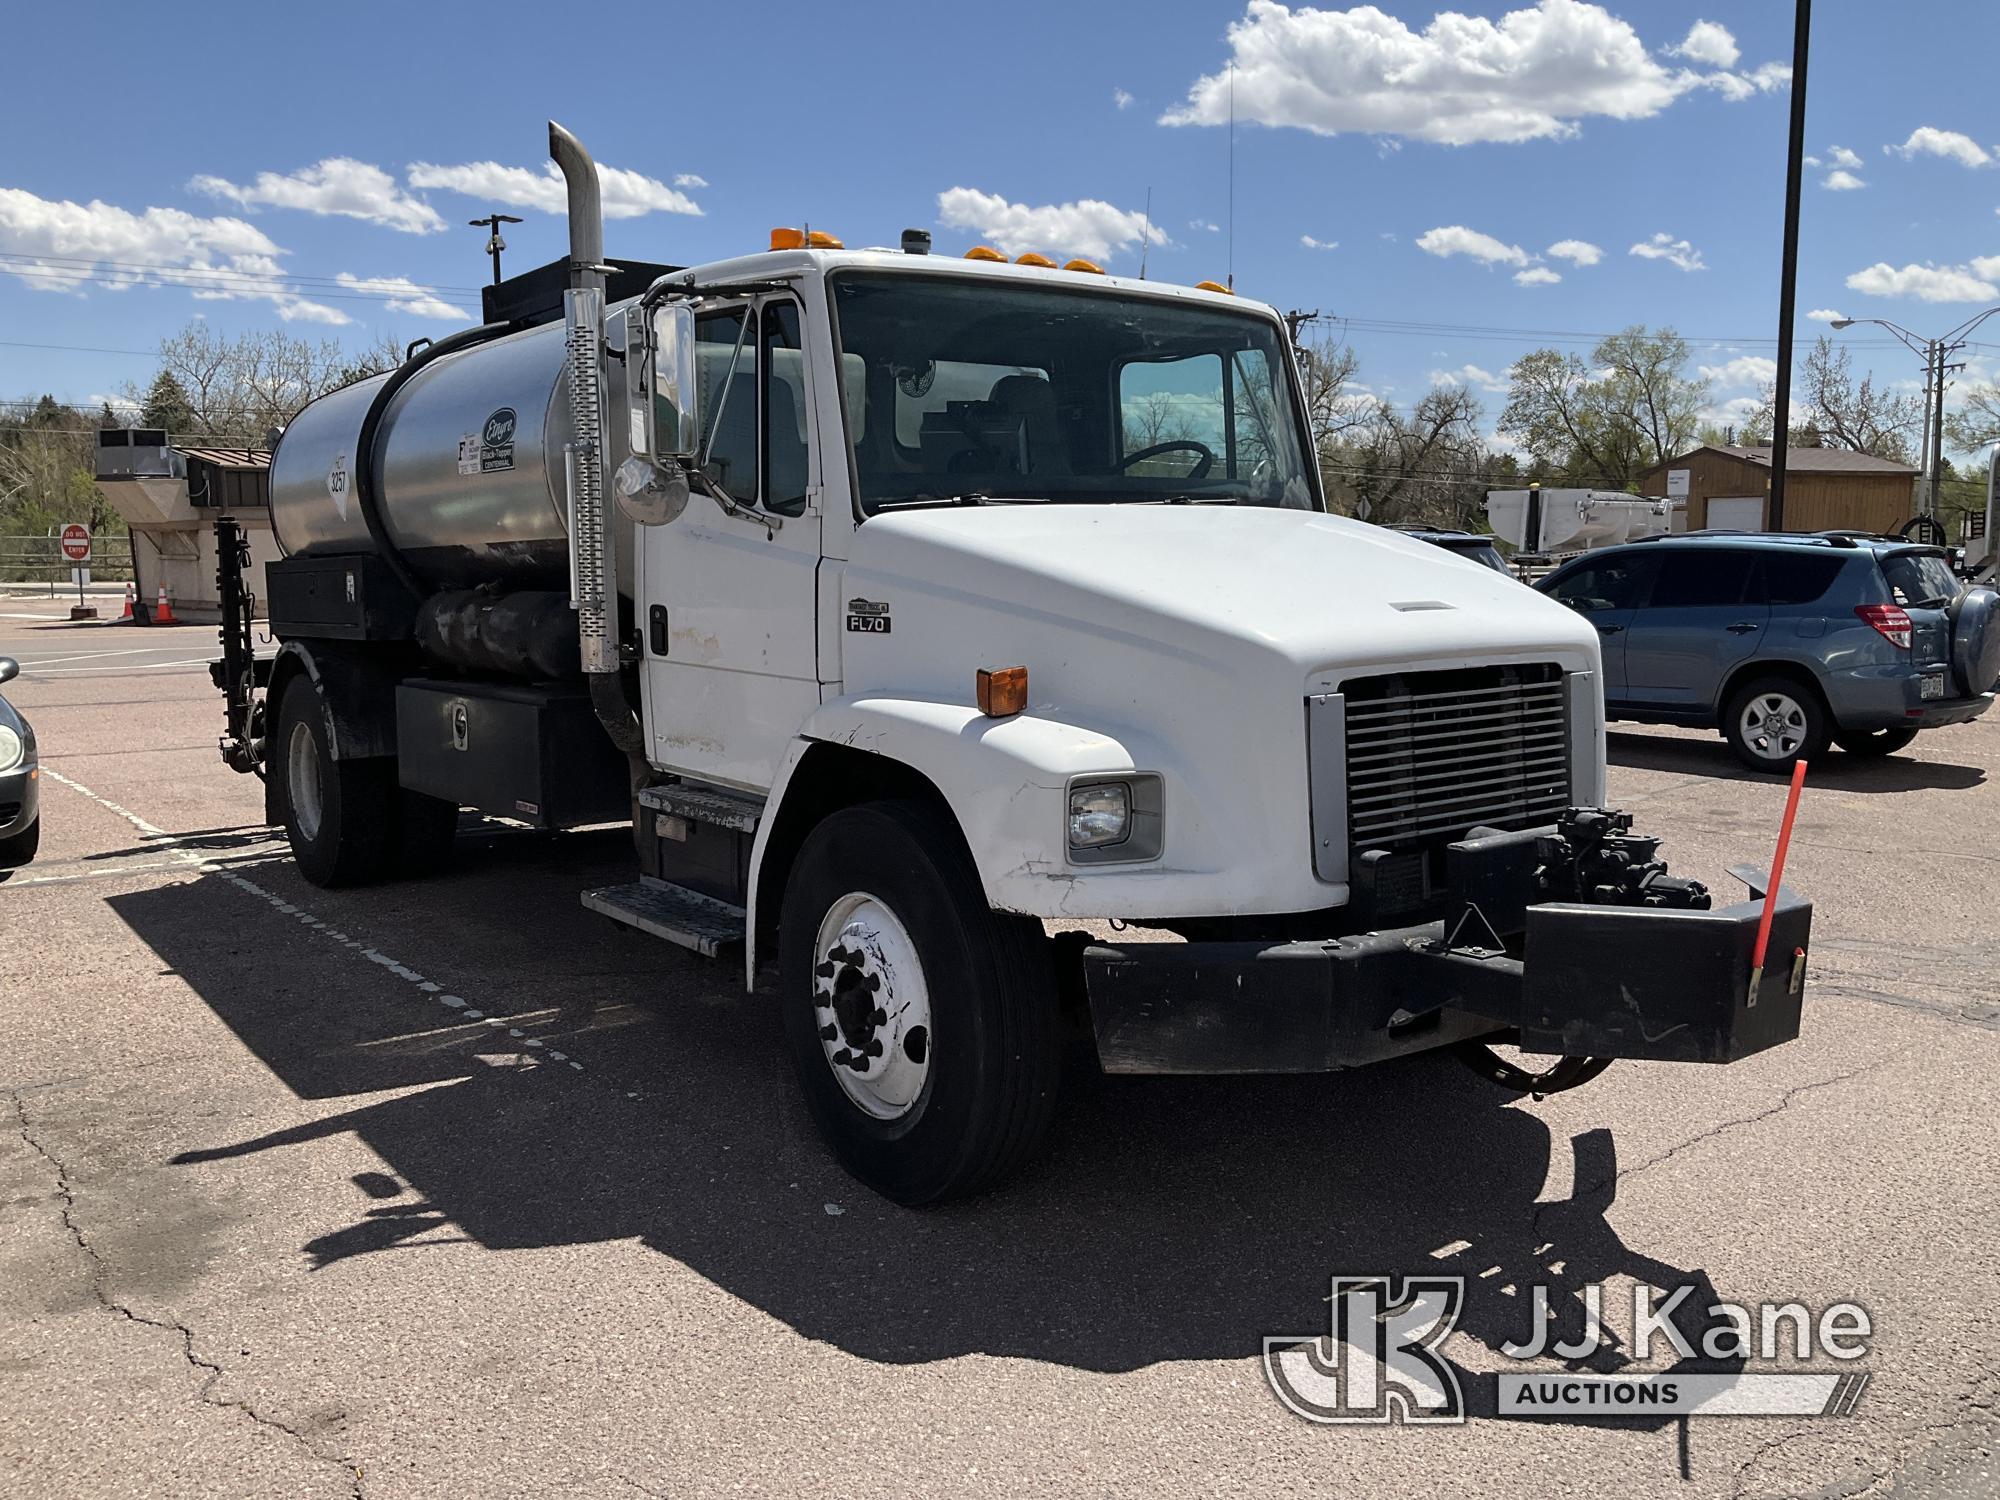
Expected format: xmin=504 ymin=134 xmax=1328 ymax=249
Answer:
xmin=118 ymin=581 xmax=135 ymax=621
xmin=152 ymin=584 xmax=178 ymax=625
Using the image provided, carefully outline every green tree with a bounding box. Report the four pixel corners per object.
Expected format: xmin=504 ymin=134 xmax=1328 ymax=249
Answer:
xmin=1500 ymin=326 xmax=1705 ymax=488
xmin=138 ymin=369 xmax=196 ymax=433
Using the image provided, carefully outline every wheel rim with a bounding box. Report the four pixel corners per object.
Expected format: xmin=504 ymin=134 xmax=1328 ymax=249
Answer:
xmin=811 ymin=892 xmax=931 ymax=1121
xmin=287 ymin=721 xmax=323 ymax=840
xmin=1740 ymin=691 xmax=1808 ymax=761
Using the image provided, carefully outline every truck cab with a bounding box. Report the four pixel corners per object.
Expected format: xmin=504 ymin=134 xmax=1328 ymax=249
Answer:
xmin=218 ymin=124 xmax=1816 ymax=1205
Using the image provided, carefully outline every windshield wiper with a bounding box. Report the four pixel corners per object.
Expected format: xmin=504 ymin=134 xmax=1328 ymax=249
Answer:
xmin=875 ymin=489 xmax=995 ymax=510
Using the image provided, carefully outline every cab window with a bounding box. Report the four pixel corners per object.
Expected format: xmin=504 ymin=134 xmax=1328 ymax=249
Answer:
xmin=695 ymin=307 xmax=757 ymax=504
xmin=763 ymin=302 xmax=810 ymax=516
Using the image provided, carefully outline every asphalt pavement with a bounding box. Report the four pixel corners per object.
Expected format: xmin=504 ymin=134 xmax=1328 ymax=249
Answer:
xmin=1 ymin=594 xmax=1996 ymax=1499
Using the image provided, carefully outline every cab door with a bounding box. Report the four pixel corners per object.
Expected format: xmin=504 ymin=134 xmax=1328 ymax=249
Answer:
xmin=639 ymin=297 xmax=824 ymax=791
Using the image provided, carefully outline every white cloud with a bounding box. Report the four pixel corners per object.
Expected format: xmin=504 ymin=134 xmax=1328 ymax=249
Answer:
xmin=1300 ymin=233 xmax=1338 ymax=249
xmin=1886 ymin=127 xmax=1992 ymax=169
xmin=1417 ymin=224 xmax=1528 ymax=266
xmin=1846 ymin=260 xmax=2000 ymax=303
xmin=1699 ymin=354 xmax=1777 ymax=387
xmin=1826 ymin=145 xmax=1862 ymax=170
xmin=1806 ymin=308 xmax=1846 ymax=323
xmin=1823 ymin=169 xmax=1866 ymax=191
xmin=407 ymin=160 xmax=703 ymax=218
xmin=1190 ymin=218 xmax=1221 ymax=232
xmin=673 ymin=173 xmax=708 ymax=190
xmin=331 ymin=273 xmax=469 ymax=322
xmin=1161 ymin=0 xmax=1786 ymax=146
xmin=1430 ymin=362 xmax=1509 ymax=393
xmin=191 ymin=158 xmax=444 ymax=235
xmin=1113 ymin=88 xmax=1134 ymax=110
xmin=1667 ymin=19 xmax=1739 ymax=69
xmin=936 ymin=186 xmax=1161 ymax=261
xmin=1701 ymin=393 xmax=1765 ymax=428
xmin=1629 ymin=232 xmax=1706 ymax=271
xmin=1545 ymin=238 xmax=1602 ymax=266
xmin=0 ymin=185 xmax=348 ymax=322
xmin=1514 ymin=266 xmax=1561 ymax=286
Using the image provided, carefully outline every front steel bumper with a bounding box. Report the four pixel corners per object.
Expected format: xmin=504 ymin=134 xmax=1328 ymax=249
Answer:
xmin=1081 ymin=865 xmax=1812 ymax=1075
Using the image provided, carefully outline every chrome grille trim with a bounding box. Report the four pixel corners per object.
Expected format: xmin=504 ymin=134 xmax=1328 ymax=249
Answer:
xmin=1337 ymin=664 xmax=1572 ymax=850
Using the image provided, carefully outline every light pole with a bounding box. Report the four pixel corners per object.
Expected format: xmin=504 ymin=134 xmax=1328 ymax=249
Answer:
xmin=468 ymin=213 xmax=524 ymax=286
xmin=1832 ymin=306 xmax=2000 ymax=516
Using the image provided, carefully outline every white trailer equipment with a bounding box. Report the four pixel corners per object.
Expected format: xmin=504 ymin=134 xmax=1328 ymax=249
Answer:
xmin=1487 ymin=486 xmax=1679 ymax=558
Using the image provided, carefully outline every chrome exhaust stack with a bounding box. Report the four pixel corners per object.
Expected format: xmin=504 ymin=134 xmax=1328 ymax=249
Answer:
xmin=549 ymin=120 xmax=644 ymax=754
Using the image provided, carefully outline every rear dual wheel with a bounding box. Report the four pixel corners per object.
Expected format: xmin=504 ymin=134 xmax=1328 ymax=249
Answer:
xmin=273 ymin=675 xmax=457 ymax=887
xmin=778 ymin=800 xmax=1061 ymax=1206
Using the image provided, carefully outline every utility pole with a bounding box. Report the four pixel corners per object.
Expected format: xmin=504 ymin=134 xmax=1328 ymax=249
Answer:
xmin=1931 ymin=344 xmax=1954 ymax=518
xmin=1283 ymin=309 xmax=1320 ymax=351
xmin=1766 ymin=0 xmax=1811 ymax=533
xmin=468 ymin=213 xmax=523 ymax=286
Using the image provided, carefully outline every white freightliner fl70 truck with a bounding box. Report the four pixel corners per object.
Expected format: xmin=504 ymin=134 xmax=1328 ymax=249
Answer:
xmin=210 ymin=124 xmax=1815 ymax=1204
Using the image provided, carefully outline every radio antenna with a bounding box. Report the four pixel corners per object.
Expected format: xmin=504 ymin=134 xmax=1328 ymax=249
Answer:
xmin=1227 ymin=60 xmax=1236 ymax=292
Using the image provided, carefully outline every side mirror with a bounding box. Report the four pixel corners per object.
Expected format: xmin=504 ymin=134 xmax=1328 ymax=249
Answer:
xmin=648 ymin=296 xmax=704 ymax=456
xmin=612 ymin=300 xmax=697 ymax=526
xmin=0 ymin=658 xmax=17 ymax=686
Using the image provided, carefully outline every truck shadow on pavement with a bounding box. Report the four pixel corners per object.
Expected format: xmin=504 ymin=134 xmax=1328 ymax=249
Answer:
xmin=1608 ymin=728 xmax=1985 ymax=791
xmin=109 ymin=862 xmax=1739 ymax=1425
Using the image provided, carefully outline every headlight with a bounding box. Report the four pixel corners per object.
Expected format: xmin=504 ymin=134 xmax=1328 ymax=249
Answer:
xmin=1068 ymin=783 xmax=1130 ymax=848
xmin=0 ymin=726 xmax=21 ymax=773
xmin=1065 ymin=774 xmax=1164 ymax=864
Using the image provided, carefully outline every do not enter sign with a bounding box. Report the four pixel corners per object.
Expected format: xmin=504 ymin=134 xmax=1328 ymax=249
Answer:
xmin=60 ymin=523 xmax=91 ymax=563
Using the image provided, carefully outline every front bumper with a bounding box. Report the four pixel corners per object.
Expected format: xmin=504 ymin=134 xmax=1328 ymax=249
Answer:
xmin=0 ymin=762 xmax=36 ymax=839
xmin=1082 ymin=875 xmax=1812 ymax=1075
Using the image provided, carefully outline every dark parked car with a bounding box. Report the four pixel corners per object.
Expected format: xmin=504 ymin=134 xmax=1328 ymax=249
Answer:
xmin=1384 ymin=524 xmax=1513 ymax=575
xmin=0 ymin=657 xmax=38 ymax=867
xmin=1538 ymin=534 xmax=1999 ymax=772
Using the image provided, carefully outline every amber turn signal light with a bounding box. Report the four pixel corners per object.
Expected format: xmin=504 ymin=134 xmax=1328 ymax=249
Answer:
xmin=976 ymin=666 xmax=1028 ymax=717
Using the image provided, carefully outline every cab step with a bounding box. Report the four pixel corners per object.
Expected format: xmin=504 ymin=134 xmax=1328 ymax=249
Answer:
xmin=582 ymin=878 xmax=746 ymax=958
xmin=637 ymin=781 xmax=763 ymax=834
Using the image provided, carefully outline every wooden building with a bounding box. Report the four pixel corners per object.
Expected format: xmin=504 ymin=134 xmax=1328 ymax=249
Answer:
xmin=1637 ymin=445 xmax=1918 ymax=534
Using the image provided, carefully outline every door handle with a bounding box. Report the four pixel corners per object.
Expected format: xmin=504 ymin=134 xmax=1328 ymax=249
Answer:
xmin=1726 ymin=622 xmax=1759 ymax=634
xmin=1596 ymin=623 xmax=1624 ymax=635
xmin=648 ymin=604 xmax=670 ymax=656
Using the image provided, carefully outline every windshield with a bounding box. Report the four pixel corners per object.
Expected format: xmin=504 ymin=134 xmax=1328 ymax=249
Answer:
xmin=830 ymin=272 xmax=1318 ymax=514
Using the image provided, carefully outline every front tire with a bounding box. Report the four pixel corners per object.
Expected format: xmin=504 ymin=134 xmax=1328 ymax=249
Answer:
xmin=1832 ymin=724 xmax=1919 ymax=757
xmin=273 ymin=674 xmax=397 ymax=887
xmin=1721 ymin=677 xmax=1830 ymax=774
xmin=778 ymin=800 xmax=1060 ymax=1206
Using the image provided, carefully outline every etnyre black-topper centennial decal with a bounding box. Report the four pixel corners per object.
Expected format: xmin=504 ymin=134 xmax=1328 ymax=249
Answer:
xmin=479 ymin=408 xmax=517 ymax=473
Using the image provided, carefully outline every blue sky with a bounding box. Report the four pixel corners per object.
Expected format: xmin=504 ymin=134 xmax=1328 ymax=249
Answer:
xmin=6 ymin=0 xmax=2000 ymax=450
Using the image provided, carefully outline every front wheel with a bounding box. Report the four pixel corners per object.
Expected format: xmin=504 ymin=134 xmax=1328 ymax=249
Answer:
xmin=1721 ymin=677 xmax=1829 ymax=774
xmin=778 ymin=800 xmax=1061 ymax=1206
xmin=1832 ymin=724 xmax=1919 ymax=757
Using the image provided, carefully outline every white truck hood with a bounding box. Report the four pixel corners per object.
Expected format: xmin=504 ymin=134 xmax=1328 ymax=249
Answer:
xmin=845 ymin=503 xmax=1597 ymax=683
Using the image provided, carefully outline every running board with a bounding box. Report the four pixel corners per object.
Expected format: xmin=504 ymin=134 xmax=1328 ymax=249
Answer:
xmin=636 ymin=781 xmax=763 ymax=834
xmin=582 ymin=879 xmax=746 ymax=958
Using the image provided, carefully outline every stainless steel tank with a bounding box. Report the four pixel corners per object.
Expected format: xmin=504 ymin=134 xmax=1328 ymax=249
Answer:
xmin=269 ymin=318 xmax=582 ymax=592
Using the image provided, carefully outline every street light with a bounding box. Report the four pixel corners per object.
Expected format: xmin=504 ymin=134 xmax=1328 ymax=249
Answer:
xmin=1831 ymin=306 xmax=2000 ymax=517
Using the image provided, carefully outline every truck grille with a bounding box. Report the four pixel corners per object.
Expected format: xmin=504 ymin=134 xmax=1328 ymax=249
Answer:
xmin=1341 ymin=663 xmax=1570 ymax=849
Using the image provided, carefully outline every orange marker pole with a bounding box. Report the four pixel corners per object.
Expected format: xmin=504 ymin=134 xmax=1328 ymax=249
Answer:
xmin=1748 ymin=759 xmax=1809 ymax=1001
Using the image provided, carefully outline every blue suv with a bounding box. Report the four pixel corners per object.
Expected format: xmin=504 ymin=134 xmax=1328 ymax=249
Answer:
xmin=1539 ymin=534 xmax=1999 ymax=772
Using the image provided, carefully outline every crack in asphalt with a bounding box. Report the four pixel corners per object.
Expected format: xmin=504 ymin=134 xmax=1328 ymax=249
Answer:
xmin=7 ymin=1090 xmax=366 ymax=1499
xmin=1730 ymin=1386 xmax=2000 ymax=1500
xmin=1536 ymin=1060 xmax=1889 ymax=1234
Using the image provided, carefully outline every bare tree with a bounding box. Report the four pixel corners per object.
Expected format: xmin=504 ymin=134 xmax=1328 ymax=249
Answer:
xmin=1326 ymin=385 xmax=1498 ymax=526
xmin=1795 ymin=337 xmax=1920 ymax=459
xmin=128 ymin=322 xmax=405 ymax=444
